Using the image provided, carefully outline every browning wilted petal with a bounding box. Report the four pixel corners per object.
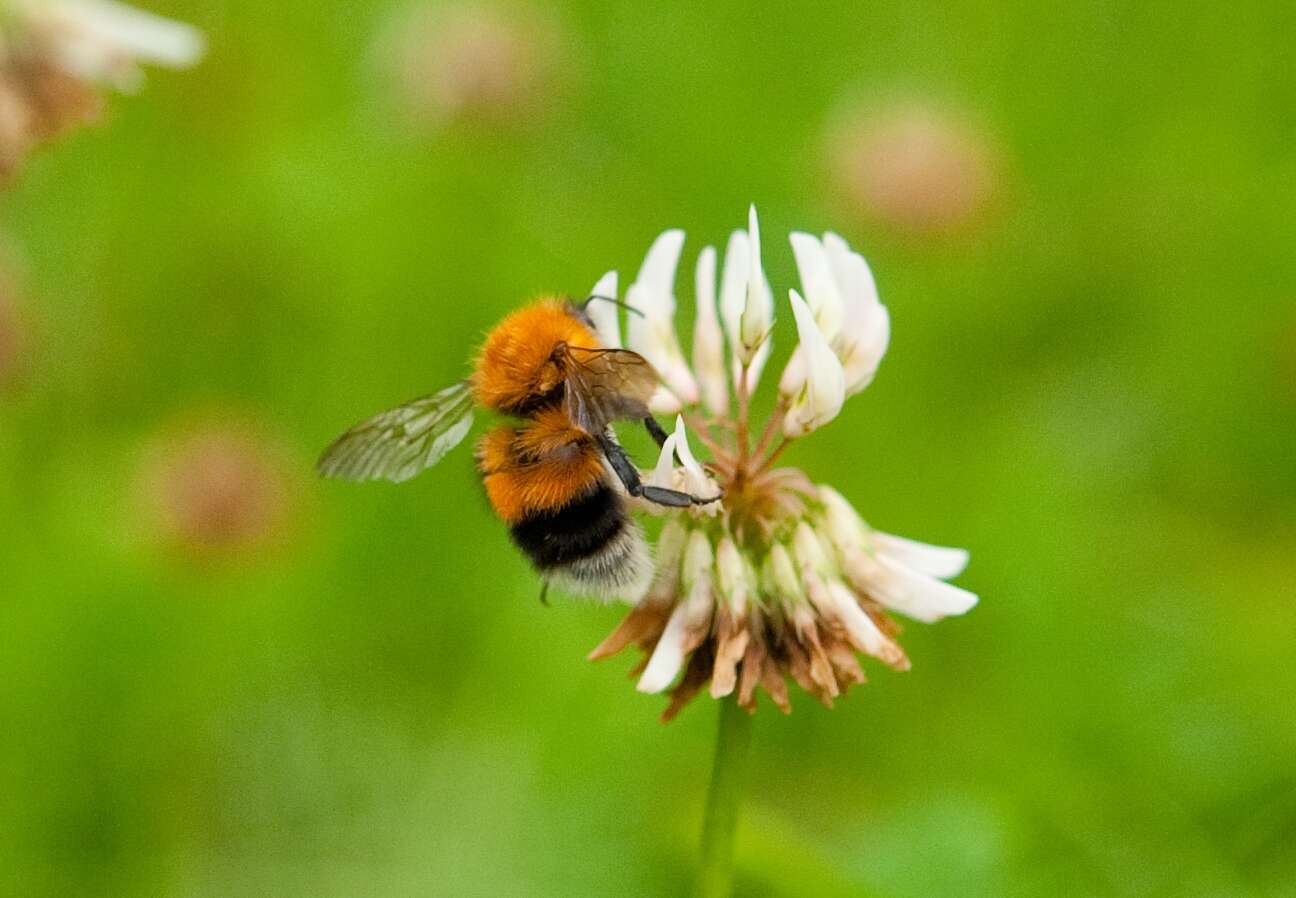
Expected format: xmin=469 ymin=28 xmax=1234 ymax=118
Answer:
xmin=662 ymin=645 xmax=713 ymax=723
xmin=587 ymin=599 xmax=671 ymax=661
xmin=709 ymin=606 xmax=750 ymax=699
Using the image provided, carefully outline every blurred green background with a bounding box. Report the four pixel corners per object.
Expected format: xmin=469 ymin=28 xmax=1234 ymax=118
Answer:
xmin=2 ymin=1 xmax=1294 ymax=896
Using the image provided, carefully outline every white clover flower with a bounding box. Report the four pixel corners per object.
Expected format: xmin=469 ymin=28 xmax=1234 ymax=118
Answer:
xmin=590 ymin=206 xmax=977 ymax=720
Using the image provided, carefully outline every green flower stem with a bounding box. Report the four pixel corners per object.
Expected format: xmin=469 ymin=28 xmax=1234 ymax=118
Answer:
xmin=695 ymin=696 xmax=754 ymax=898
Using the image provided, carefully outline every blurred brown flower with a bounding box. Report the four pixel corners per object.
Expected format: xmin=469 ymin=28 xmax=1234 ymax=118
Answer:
xmin=830 ymin=102 xmax=1000 ymax=237
xmin=138 ymin=419 xmax=298 ymax=558
xmin=381 ymin=3 xmax=560 ymax=130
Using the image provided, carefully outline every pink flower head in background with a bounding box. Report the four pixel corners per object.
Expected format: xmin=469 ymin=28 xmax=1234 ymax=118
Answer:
xmin=380 ymin=3 xmax=561 ymax=131
xmin=830 ymin=101 xmax=1000 ymax=237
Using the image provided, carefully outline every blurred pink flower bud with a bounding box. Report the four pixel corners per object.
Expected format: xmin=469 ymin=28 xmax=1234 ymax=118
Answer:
xmin=139 ymin=419 xmax=298 ymax=558
xmin=830 ymin=103 xmax=999 ymax=237
xmin=382 ymin=4 xmax=560 ymax=130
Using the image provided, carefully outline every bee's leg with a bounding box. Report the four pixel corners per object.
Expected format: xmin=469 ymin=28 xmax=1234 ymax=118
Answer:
xmin=642 ymin=416 xmax=669 ymax=448
xmin=538 ymin=580 xmax=551 ymax=606
xmin=597 ymin=433 xmax=718 ymax=507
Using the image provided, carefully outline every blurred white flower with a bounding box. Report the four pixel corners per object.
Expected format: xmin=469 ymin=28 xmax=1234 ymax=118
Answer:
xmin=14 ymin=0 xmax=204 ymax=91
xmin=0 ymin=0 xmax=203 ymax=179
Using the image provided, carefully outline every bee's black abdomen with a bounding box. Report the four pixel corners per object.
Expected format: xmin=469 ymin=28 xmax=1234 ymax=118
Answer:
xmin=509 ymin=481 xmax=623 ymax=566
xmin=509 ymin=479 xmax=651 ymax=600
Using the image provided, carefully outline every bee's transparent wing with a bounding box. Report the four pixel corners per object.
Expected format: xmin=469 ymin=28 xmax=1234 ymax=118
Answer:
xmin=317 ymin=380 xmax=475 ymax=483
xmin=561 ymin=345 xmax=659 ymax=434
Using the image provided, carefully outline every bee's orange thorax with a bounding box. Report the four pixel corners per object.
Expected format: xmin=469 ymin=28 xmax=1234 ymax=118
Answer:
xmin=476 ymin=408 xmax=606 ymax=524
xmin=472 ymin=299 xmax=599 ymax=415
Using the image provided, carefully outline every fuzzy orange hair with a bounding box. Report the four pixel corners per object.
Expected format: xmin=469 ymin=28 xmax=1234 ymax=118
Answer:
xmin=475 ymin=408 xmax=606 ymax=524
xmin=472 ymin=299 xmax=599 ymax=414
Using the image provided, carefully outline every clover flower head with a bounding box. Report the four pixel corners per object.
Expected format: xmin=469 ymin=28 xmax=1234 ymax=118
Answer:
xmin=588 ymin=206 xmax=977 ymax=720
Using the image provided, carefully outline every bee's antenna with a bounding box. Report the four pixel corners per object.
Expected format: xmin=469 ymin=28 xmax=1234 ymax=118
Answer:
xmin=582 ymin=294 xmax=644 ymax=318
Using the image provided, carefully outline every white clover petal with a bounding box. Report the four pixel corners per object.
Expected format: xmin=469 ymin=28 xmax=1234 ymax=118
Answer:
xmin=586 ymin=270 xmax=621 ymax=348
xmin=692 ymin=245 xmax=728 ymax=416
xmin=841 ymin=303 xmax=890 ymax=396
xmin=648 ymin=433 xmax=679 ymax=488
xmin=625 ymin=229 xmax=698 ymax=406
xmin=637 ymin=530 xmax=714 ymax=693
xmin=818 ymin=484 xmax=970 ymax=582
xmin=842 ymin=548 xmax=978 ymax=623
xmin=777 ymin=344 xmax=806 ymax=398
xmin=822 ymin=232 xmax=880 ymax=313
xmin=781 ymin=289 xmax=846 ymax=437
xmin=719 ymin=210 xmax=773 ymax=369
xmin=715 ymin=536 xmax=751 ymax=616
xmin=635 ymin=596 xmax=697 ymax=693
xmin=816 ymin=485 xmax=869 ymax=553
xmin=789 ymin=232 xmax=845 ymax=342
xmin=630 ymin=229 xmax=685 ymax=317
xmin=671 ymin=416 xmax=704 ymax=479
xmin=647 ymin=385 xmax=683 ymax=415
xmin=671 ymin=416 xmax=718 ymax=511
xmin=821 ymin=232 xmax=889 ymax=396
xmin=718 ymin=228 xmax=749 ymax=351
xmin=792 ymin=521 xmax=832 ymax=578
xmin=823 ymin=579 xmax=907 ymax=668
xmin=873 ymin=532 xmax=970 ymax=580
xmin=763 ymin=542 xmax=803 ymax=601
xmin=637 ymin=517 xmax=689 ymax=605
xmin=731 ymin=332 xmax=771 ymax=397
xmin=738 ymin=205 xmax=774 ymax=358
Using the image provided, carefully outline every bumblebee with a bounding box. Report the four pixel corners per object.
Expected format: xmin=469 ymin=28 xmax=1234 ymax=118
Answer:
xmin=318 ymin=297 xmax=718 ymax=599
